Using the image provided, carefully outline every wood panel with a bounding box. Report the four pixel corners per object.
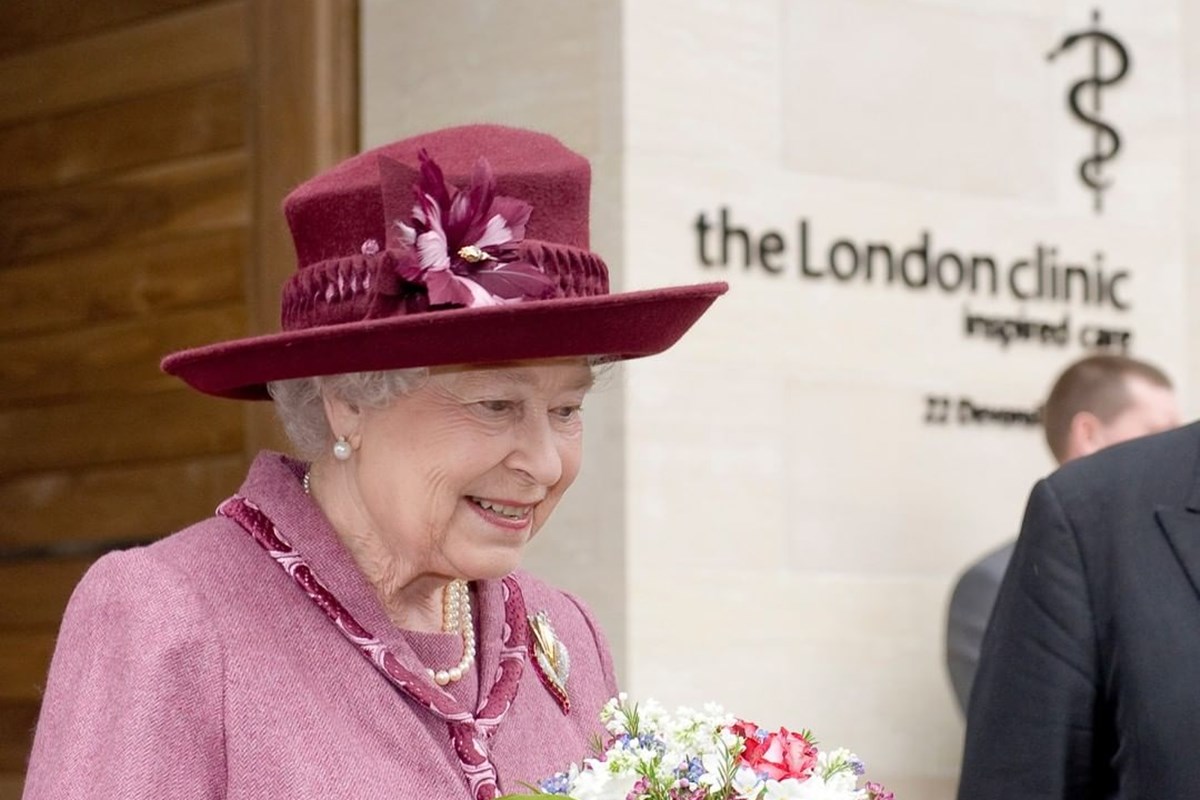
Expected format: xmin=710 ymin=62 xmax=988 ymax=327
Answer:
xmin=0 ymin=0 xmax=269 ymax=791
xmin=0 ymin=0 xmax=212 ymax=57
xmin=0 ymin=305 xmax=245 ymax=404
xmin=0 ymin=774 xmax=22 ymax=800
xmin=0 ymin=391 xmax=243 ymax=480
xmin=246 ymin=0 xmax=359 ymax=456
xmin=0 ymin=0 xmax=361 ymax=789
xmin=0 ymin=700 xmax=39 ymax=773
xmin=0 ymin=151 xmax=247 ymax=266
xmin=0 ymin=77 xmax=245 ymax=192
xmin=0 ymin=1 xmax=246 ymax=126
xmin=248 ymin=0 xmax=358 ymax=330
xmin=0 ymin=228 xmax=244 ymax=338
xmin=0 ymin=454 xmax=245 ymax=550
xmin=0 ymin=634 xmax=56 ymax=702
xmin=0 ymin=560 xmax=93 ymax=631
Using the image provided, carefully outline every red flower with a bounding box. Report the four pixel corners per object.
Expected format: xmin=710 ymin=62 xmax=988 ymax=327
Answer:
xmin=732 ymin=720 xmax=818 ymax=782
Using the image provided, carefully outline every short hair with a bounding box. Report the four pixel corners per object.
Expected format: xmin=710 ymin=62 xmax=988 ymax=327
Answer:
xmin=267 ymin=369 xmax=429 ymax=459
xmin=1043 ymin=354 xmax=1173 ymax=462
xmin=267 ymin=358 xmax=615 ymax=459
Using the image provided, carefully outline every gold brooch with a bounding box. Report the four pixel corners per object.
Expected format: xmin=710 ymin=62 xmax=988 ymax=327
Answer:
xmin=528 ymin=610 xmax=571 ymax=714
xmin=457 ymin=245 xmax=497 ymax=263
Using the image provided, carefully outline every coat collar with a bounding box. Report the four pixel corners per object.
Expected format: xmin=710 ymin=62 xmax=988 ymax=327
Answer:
xmin=1186 ymin=451 xmax=1200 ymax=513
xmin=1155 ymin=424 xmax=1200 ymax=599
xmin=234 ymin=452 xmax=520 ymax=718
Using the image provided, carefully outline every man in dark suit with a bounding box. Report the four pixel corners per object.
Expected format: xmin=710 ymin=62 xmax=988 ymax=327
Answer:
xmin=946 ymin=355 xmax=1179 ymax=714
xmin=957 ymin=379 xmax=1194 ymax=797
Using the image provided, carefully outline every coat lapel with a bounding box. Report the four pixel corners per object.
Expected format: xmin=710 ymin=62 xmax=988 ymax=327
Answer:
xmin=1156 ymin=447 xmax=1200 ymax=602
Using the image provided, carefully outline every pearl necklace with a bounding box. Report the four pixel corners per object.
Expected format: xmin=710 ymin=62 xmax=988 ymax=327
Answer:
xmin=433 ymin=578 xmax=475 ymax=686
xmin=302 ymin=469 xmax=474 ymax=686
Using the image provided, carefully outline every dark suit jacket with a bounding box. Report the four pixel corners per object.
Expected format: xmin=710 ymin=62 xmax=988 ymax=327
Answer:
xmin=957 ymin=421 xmax=1200 ymax=799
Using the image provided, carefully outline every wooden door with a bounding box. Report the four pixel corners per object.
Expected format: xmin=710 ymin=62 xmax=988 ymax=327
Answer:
xmin=0 ymin=2 xmax=357 ymax=796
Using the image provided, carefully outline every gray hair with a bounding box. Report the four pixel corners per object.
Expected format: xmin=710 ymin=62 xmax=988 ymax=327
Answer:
xmin=268 ymin=358 xmax=618 ymax=459
xmin=267 ymin=369 xmax=429 ymax=459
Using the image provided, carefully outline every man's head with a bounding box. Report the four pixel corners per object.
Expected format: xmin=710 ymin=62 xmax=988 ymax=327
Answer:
xmin=1043 ymin=354 xmax=1180 ymax=465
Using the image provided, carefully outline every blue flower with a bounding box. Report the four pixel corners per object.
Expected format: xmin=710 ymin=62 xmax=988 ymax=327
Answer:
xmin=635 ymin=733 xmax=667 ymax=754
xmin=539 ymin=771 xmax=572 ymax=795
xmin=679 ymin=757 xmax=705 ymax=783
xmin=850 ymin=757 xmax=866 ymax=776
xmin=610 ymin=733 xmax=637 ymax=751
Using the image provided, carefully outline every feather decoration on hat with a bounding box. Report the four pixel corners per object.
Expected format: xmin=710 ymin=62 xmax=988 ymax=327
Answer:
xmin=382 ymin=151 xmax=554 ymax=308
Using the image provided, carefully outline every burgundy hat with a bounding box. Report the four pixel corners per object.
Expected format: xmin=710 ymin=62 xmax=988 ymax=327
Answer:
xmin=162 ymin=124 xmax=727 ymax=400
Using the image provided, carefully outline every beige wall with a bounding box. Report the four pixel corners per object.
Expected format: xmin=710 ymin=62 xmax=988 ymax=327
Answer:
xmin=1187 ymin=0 xmax=1200 ymax=408
xmin=362 ymin=2 xmax=1196 ymax=798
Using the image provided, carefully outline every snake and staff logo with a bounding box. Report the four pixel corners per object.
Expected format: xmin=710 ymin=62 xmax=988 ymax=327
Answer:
xmin=1046 ymin=9 xmax=1131 ymax=213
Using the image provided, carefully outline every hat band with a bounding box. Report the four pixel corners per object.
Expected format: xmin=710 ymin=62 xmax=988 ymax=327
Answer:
xmin=279 ymin=240 xmax=610 ymax=331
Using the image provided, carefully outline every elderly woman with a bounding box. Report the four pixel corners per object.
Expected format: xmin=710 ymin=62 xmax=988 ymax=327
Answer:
xmin=22 ymin=125 xmax=724 ymax=799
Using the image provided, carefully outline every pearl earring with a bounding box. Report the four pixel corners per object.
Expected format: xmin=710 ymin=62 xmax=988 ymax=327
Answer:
xmin=332 ymin=436 xmax=352 ymax=461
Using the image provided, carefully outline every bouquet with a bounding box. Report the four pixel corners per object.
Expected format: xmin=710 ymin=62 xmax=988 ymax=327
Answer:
xmin=503 ymin=694 xmax=893 ymax=800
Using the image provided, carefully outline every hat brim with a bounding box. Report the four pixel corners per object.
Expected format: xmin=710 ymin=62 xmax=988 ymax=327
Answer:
xmin=161 ymin=282 xmax=728 ymax=400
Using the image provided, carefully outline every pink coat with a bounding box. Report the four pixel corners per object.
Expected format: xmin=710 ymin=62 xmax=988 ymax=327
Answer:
xmin=24 ymin=453 xmax=619 ymax=799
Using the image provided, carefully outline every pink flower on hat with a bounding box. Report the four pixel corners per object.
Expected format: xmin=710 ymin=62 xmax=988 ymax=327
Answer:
xmin=389 ymin=149 xmax=555 ymax=308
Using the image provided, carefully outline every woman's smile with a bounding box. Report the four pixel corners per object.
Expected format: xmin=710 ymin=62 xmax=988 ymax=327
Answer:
xmin=466 ymin=495 xmax=535 ymax=529
xmin=314 ymin=359 xmax=592 ymax=586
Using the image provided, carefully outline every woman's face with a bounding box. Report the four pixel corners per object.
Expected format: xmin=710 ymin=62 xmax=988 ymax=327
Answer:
xmin=335 ymin=359 xmax=593 ymax=582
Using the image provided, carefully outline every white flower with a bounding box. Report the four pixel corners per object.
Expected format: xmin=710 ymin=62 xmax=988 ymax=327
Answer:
xmin=729 ymin=764 xmax=766 ymax=798
xmin=600 ymin=747 xmax=639 ymax=775
xmin=765 ymin=775 xmax=866 ymax=800
xmin=637 ymin=698 xmax=669 ymax=734
xmin=568 ymin=764 xmax=640 ymax=800
xmin=600 ymin=696 xmax=627 ymax=734
xmin=815 ymin=747 xmax=864 ymax=792
xmin=665 ymin=703 xmax=734 ymax=756
xmin=549 ymin=697 xmax=876 ymax=800
xmin=718 ymin=728 xmax=743 ymax=751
